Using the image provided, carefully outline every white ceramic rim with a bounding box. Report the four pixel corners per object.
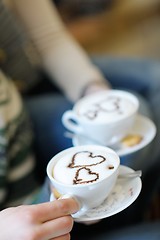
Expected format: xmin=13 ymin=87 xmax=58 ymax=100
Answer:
xmin=47 ymin=145 xmax=120 ymax=188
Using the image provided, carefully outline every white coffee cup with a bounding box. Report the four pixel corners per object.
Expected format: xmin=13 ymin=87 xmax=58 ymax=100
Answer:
xmin=62 ymin=90 xmax=139 ymax=146
xmin=47 ymin=145 xmax=120 ymax=218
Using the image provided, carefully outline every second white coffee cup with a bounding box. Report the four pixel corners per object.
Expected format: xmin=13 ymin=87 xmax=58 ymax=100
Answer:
xmin=62 ymin=90 xmax=139 ymax=146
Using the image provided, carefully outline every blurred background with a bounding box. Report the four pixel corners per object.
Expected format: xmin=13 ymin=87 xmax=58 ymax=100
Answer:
xmin=54 ymin=0 xmax=160 ymax=60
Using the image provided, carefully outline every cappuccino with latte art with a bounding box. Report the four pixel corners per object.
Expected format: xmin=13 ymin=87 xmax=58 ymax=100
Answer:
xmin=62 ymin=90 xmax=139 ymax=145
xmin=53 ymin=149 xmax=118 ymax=185
xmin=47 ymin=145 xmax=120 ymax=217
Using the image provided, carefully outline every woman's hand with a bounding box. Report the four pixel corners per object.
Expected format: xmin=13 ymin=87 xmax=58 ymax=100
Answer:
xmin=81 ymin=80 xmax=111 ymax=98
xmin=0 ymin=198 xmax=79 ymax=240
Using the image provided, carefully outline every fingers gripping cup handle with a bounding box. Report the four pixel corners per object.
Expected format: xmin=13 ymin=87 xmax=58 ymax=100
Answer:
xmin=60 ymin=194 xmax=88 ymax=218
xmin=62 ymin=110 xmax=84 ymax=134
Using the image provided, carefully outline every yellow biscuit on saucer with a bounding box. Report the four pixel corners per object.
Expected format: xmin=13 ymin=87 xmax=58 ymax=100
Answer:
xmin=121 ymin=134 xmax=143 ymax=147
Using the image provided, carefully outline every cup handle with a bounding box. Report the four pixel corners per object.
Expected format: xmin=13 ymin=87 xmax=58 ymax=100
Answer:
xmin=62 ymin=110 xmax=83 ymax=134
xmin=59 ymin=194 xmax=88 ymax=218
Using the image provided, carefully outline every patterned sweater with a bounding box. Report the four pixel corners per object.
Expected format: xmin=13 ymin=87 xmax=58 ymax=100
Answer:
xmin=0 ymin=70 xmax=40 ymax=209
xmin=0 ymin=0 xmax=40 ymax=93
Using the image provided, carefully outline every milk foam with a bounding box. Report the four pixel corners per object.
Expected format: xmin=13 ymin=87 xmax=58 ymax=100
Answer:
xmin=76 ymin=91 xmax=137 ymax=123
xmin=53 ymin=149 xmax=119 ymax=185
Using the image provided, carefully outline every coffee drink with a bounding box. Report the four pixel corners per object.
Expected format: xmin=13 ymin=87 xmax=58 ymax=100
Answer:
xmin=62 ymin=90 xmax=139 ymax=145
xmin=53 ymin=148 xmax=119 ymax=185
xmin=76 ymin=91 xmax=137 ymax=123
xmin=47 ymin=145 xmax=120 ymax=217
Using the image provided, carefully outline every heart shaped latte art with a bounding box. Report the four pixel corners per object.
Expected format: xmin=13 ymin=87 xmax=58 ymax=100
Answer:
xmin=68 ymin=151 xmax=106 ymax=168
xmin=73 ymin=167 xmax=99 ymax=184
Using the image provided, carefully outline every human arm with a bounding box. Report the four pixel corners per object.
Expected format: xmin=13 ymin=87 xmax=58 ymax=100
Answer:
xmin=0 ymin=198 xmax=79 ymax=240
xmin=10 ymin=0 xmax=110 ymax=102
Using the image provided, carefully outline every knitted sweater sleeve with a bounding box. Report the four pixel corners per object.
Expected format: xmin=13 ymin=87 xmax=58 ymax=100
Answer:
xmin=0 ymin=70 xmax=39 ymax=209
xmin=11 ymin=0 xmax=109 ymax=102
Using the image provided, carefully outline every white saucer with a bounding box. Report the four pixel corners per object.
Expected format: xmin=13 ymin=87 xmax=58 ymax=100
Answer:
xmin=50 ymin=165 xmax=142 ymax=222
xmin=72 ymin=114 xmax=156 ymax=157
